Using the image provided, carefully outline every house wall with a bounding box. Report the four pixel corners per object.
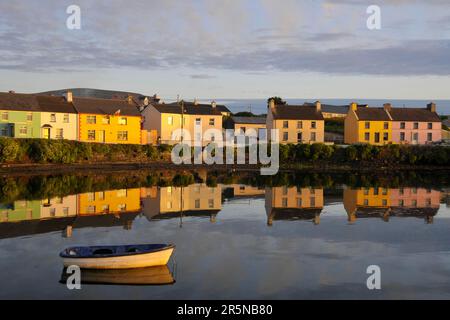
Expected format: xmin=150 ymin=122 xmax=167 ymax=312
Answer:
xmin=356 ymin=120 xmax=391 ymax=145
xmin=344 ymin=110 xmax=359 ymax=144
xmin=266 ymin=187 xmax=324 ymax=209
xmin=0 ymin=110 xmax=41 ymax=138
xmin=40 ymin=195 xmax=78 ymax=219
xmin=78 ymin=114 xmax=142 ymax=144
xmin=40 ymin=112 xmax=78 ymax=140
xmin=0 ymin=200 xmax=41 ymax=223
xmin=233 ymin=123 xmax=267 ymax=139
xmin=272 ymin=119 xmax=325 ymax=144
xmin=391 ymin=121 xmax=442 ymax=144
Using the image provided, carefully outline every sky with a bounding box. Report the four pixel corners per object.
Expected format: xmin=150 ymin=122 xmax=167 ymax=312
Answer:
xmin=0 ymin=0 xmax=449 ymax=100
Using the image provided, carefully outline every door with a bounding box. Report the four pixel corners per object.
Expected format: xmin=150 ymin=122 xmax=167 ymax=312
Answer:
xmin=374 ymin=132 xmax=380 ymax=143
xmin=43 ymin=128 xmax=51 ymax=139
xmin=99 ymin=130 xmax=105 ymax=143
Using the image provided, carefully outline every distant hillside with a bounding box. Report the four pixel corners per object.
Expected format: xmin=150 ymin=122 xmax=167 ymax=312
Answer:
xmin=38 ymin=88 xmax=149 ymax=100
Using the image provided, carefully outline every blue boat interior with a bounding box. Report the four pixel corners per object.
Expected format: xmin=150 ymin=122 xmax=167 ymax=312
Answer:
xmin=60 ymin=244 xmax=173 ymax=258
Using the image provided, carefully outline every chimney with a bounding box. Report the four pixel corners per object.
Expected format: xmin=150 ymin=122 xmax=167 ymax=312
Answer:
xmin=211 ymin=100 xmax=217 ymax=109
xmin=127 ymin=95 xmax=133 ymax=104
xmin=65 ymin=91 xmax=73 ymax=103
xmin=194 ymin=98 xmax=199 ymax=106
xmin=268 ymin=98 xmax=275 ymax=110
xmin=8 ymin=90 xmax=15 ymax=94
xmin=383 ymin=103 xmax=392 ymax=111
xmin=350 ymin=102 xmax=358 ymax=111
xmin=427 ymin=102 xmax=436 ymax=113
xmin=315 ymin=100 xmax=322 ymax=112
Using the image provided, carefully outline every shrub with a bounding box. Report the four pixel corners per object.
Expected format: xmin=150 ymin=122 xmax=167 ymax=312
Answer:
xmin=0 ymin=138 xmax=20 ymax=162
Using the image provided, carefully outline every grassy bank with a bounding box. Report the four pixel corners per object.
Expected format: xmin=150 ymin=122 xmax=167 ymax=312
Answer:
xmin=0 ymin=137 xmax=449 ymax=169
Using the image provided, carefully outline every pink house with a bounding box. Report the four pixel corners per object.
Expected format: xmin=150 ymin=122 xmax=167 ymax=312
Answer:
xmin=386 ymin=102 xmax=442 ymax=145
xmin=389 ymin=188 xmax=441 ymax=208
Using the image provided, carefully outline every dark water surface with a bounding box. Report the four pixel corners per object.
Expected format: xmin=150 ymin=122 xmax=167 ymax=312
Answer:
xmin=0 ymin=171 xmax=449 ymax=299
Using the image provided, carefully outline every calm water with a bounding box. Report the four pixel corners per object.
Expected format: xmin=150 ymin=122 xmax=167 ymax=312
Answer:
xmin=1 ymin=171 xmax=450 ymax=299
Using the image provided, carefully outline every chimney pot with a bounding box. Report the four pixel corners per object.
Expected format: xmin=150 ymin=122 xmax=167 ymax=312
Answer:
xmin=65 ymin=91 xmax=73 ymax=103
xmin=268 ymin=99 xmax=275 ymax=110
xmin=315 ymin=100 xmax=321 ymax=112
xmin=350 ymin=102 xmax=358 ymax=111
xmin=8 ymin=90 xmax=15 ymax=94
xmin=211 ymin=100 xmax=217 ymax=109
xmin=383 ymin=103 xmax=392 ymax=111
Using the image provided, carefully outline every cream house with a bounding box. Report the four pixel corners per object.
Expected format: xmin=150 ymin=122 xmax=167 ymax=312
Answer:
xmin=266 ymin=99 xmax=325 ymax=144
xmin=142 ymin=100 xmax=223 ymax=145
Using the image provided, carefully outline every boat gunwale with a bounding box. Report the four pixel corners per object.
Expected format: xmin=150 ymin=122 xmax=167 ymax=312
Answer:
xmin=59 ymin=244 xmax=175 ymax=259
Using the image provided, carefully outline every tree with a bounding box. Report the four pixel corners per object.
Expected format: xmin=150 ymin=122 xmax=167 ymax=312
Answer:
xmin=268 ymin=97 xmax=286 ymax=105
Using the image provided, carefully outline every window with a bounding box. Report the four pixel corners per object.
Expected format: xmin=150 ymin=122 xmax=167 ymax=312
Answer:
xmin=399 ymin=200 xmax=404 ymax=207
xmin=282 ymin=186 xmax=288 ymax=195
xmin=166 ymin=201 xmax=173 ymax=209
xmin=209 ymin=118 xmax=215 ymax=126
xmin=365 ymin=122 xmax=370 ymax=129
xmin=382 ymin=199 xmax=387 ymax=206
xmin=195 ymin=199 xmax=200 ymax=209
xmin=118 ymin=117 xmax=127 ymax=125
xmin=118 ymin=204 xmax=127 ymax=211
xmin=1 ymin=128 xmax=8 ymax=136
xmin=87 ymin=130 xmax=95 ymax=141
xmin=426 ymin=199 xmax=432 ymax=207
xmin=364 ymin=188 xmax=369 ymax=195
xmin=383 ymin=132 xmax=389 ymax=141
xmin=383 ymin=122 xmax=388 ymax=129
xmin=400 ymin=132 xmax=405 ymax=141
xmin=310 ymin=132 xmax=316 ymax=142
xmin=311 ymin=121 xmax=317 ymax=129
xmin=19 ymin=126 xmax=27 ymax=135
xmin=413 ymin=122 xmax=419 ymax=129
xmin=427 ymin=132 xmax=432 ymax=141
xmin=382 ymin=188 xmax=388 ymax=195
xmin=413 ymin=133 xmax=418 ymax=142
xmin=195 ymin=118 xmax=201 ymax=125
xmin=412 ymin=200 xmax=417 ymax=207
xmin=297 ymin=198 xmax=302 ymax=207
xmin=297 ymin=132 xmax=302 ymax=142
xmin=87 ymin=116 xmax=96 ymax=124
xmin=50 ymin=208 xmax=56 ymax=217
xmin=297 ymin=121 xmax=302 ymax=129
xmin=102 ymin=116 xmax=110 ymax=124
xmin=56 ymin=129 xmax=63 ymax=139
xmin=63 ymin=114 xmax=69 ymax=123
xmin=117 ymin=189 xmax=127 ymax=197
xmin=240 ymin=127 xmax=246 ymax=135
xmin=364 ymin=132 xmax=370 ymax=141
xmin=50 ymin=114 xmax=56 ymax=122
xmin=208 ymin=199 xmax=214 ymax=208
xmin=117 ymin=131 xmax=128 ymax=141
xmin=400 ymin=122 xmax=405 ymax=129
xmin=98 ymin=191 xmax=105 ymax=200
xmin=167 ymin=116 xmax=173 ymax=125
xmin=282 ymin=198 xmax=288 ymax=207
xmin=283 ymin=121 xmax=288 ymax=128
xmin=87 ymin=193 xmax=95 ymax=201
xmin=1 ymin=112 xmax=8 ymax=121
xmin=63 ymin=207 xmax=69 ymax=216
xmin=364 ymin=199 xmax=369 ymax=206
xmin=282 ymin=132 xmax=288 ymax=141
xmin=310 ymin=197 xmax=316 ymax=207
xmin=102 ymin=205 xmax=109 ymax=213
xmin=27 ymin=113 xmax=33 ymax=121
xmin=87 ymin=206 xmax=96 ymax=214
xmin=427 ymin=122 xmax=432 ymax=129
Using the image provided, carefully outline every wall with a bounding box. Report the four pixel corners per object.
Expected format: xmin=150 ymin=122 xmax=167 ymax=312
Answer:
xmin=273 ymin=119 xmax=325 ymax=144
xmin=0 ymin=110 xmax=41 ymax=138
xmin=391 ymin=121 xmax=442 ymax=144
xmin=40 ymin=112 xmax=78 ymax=140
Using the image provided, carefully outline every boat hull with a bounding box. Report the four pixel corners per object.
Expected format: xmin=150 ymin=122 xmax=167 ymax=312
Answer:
xmin=63 ymin=247 xmax=174 ymax=269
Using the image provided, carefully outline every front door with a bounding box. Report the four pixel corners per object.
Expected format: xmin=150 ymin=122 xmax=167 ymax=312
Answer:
xmin=43 ymin=128 xmax=51 ymax=139
xmin=374 ymin=132 xmax=380 ymax=143
xmin=99 ymin=130 xmax=105 ymax=143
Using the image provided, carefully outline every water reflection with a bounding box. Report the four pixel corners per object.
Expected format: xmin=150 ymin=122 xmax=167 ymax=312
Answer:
xmin=344 ymin=187 xmax=440 ymax=224
xmin=0 ymin=180 xmax=447 ymax=240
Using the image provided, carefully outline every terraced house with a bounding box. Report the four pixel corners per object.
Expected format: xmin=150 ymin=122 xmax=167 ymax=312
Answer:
xmin=266 ymin=99 xmax=325 ymax=144
xmin=142 ymin=100 xmax=223 ymax=145
xmin=345 ymin=102 xmax=442 ymax=145
xmin=344 ymin=103 xmax=392 ymax=145
xmin=0 ymin=91 xmax=78 ymax=140
xmin=70 ymin=93 xmax=144 ymax=144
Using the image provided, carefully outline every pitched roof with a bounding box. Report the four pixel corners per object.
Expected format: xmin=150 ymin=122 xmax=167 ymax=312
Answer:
xmin=0 ymin=92 xmax=77 ymax=113
xmin=171 ymin=101 xmax=230 ymax=113
xmin=355 ymin=107 xmax=391 ymax=121
xmin=150 ymin=103 xmax=222 ymax=116
xmin=231 ymin=116 xmax=266 ymax=125
xmin=72 ymin=97 xmax=141 ymax=116
xmin=270 ymin=104 xmax=324 ymax=120
xmin=388 ymin=108 xmax=441 ymax=122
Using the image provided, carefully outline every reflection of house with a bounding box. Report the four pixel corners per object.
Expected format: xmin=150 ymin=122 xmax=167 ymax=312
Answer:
xmin=142 ymin=184 xmax=222 ymax=222
xmin=226 ymin=184 xmax=266 ymax=198
xmin=265 ymin=186 xmax=324 ymax=226
xmin=343 ymin=187 xmax=440 ymax=223
xmin=78 ymin=188 xmax=141 ymax=215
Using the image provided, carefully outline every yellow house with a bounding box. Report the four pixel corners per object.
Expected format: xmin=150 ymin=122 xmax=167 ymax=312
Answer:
xmin=225 ymin=116 xmax=267 ymax=141
xmin=142 ymin=100 xmax=223 ymax=145
xmin=78 ymin=188 xmax=141 ymax=215
xmin=71 ymin=94 xmax=143 ymax=144
xmin=344 ymin=103 xmax=392 ymax=145
xmin=265 ymin=186 xmax=324 ymax=226
xmin=266 ymin=100 xmax=325 ymax=144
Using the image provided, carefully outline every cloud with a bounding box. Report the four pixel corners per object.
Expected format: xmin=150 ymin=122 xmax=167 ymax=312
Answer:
xmin=190 ymin=74 xmax=217 ymax=79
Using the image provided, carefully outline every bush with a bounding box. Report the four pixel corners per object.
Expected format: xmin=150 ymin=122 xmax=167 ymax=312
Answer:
xmin=0 ymin=138 xmax=20 ymax=162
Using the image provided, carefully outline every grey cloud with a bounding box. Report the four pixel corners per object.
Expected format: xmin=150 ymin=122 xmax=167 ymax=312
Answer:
xmin=190 ymin=74 xmax=217 ymax=79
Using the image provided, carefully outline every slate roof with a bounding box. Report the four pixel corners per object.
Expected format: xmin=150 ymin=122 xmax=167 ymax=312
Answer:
xmin=170 ymin=101 xmax=230 ymax=114
xmin=388 ymin=108 xmax=441 ymax=122
xmin=72 ymin=97 xmax=141 ymax=117
xmin=355 ymin=107 xmax=391 ymax=121
xmin=151 ymin=102 xmax=222 ymax=116
xmin=0 ymin=92 xmax=77 ymax=113
xmin=231 ymin=116 xmax=266 ymax=124
xmin=270 ymin=104 xmax=324 ymax=120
